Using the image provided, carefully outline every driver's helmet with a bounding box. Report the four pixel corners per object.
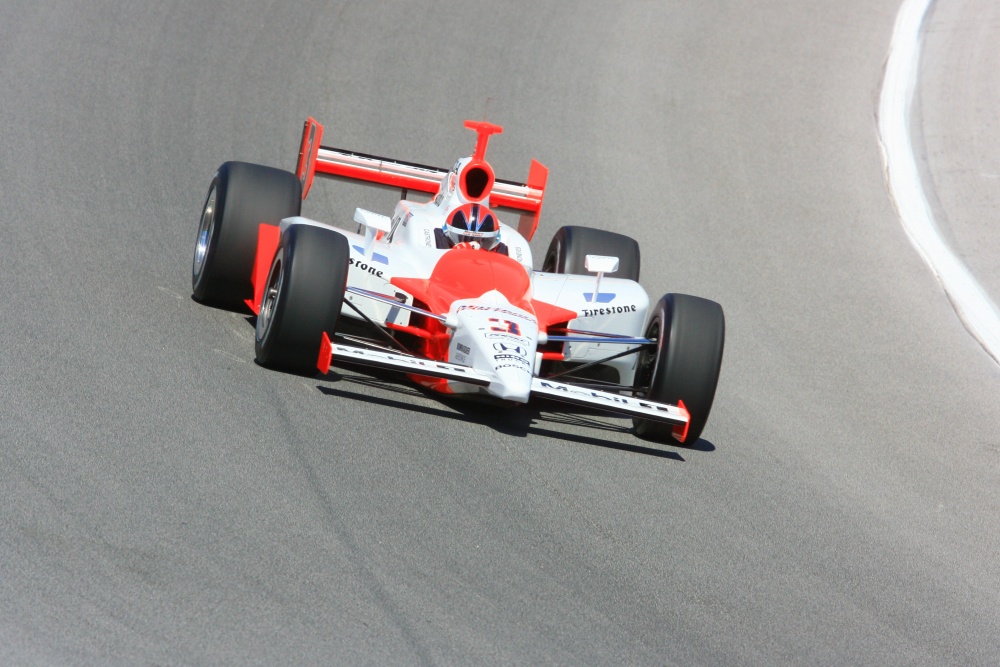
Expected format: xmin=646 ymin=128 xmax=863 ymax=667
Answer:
xmin=444 ymin=203 xmax=500 ymax=250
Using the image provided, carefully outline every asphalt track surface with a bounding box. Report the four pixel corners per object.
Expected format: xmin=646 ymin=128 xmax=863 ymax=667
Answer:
xmin=2 ymin=1 xmax=999 ymax=664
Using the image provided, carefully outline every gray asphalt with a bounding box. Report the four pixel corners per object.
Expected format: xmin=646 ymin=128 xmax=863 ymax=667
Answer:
xmin=2 ymin=1 xmax=999 ymax=664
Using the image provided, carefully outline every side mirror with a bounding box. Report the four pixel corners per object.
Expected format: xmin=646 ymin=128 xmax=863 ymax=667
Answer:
xmin=354 ymin=208 xmax=392 ymax=257
xmin=584 ymin=255 xmax=619 ymax=303
xmin=584 ymin=255 xmax=619 ymax=274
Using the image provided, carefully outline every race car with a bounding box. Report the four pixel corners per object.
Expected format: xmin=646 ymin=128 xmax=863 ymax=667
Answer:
xmin=192 ymin=118 xmax=724 ymax=444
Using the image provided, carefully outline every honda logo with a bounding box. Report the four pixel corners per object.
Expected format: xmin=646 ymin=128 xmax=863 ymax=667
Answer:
xmin=493 ymin=342 xmax=527 ymax=356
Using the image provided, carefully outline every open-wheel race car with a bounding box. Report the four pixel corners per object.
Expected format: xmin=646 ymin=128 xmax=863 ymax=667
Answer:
xmin=192 ymin=118 xmax=724 ymax=444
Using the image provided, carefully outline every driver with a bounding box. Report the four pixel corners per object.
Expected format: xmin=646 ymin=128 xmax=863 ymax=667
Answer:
xmin=434 ymin=202 xmax=509 ymax=255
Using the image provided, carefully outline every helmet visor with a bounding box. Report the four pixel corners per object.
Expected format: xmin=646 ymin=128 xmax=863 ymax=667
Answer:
xmin=446 ymin=205 xmax=500 ymax=249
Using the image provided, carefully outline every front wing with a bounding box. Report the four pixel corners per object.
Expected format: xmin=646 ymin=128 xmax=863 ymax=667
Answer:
xmin=318 ymin=334 xmax=690 ymax=441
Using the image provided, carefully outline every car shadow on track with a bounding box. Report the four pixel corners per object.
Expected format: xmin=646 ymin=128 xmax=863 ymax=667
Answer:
xmin=316 ymin=368 xmax=715 ymax=461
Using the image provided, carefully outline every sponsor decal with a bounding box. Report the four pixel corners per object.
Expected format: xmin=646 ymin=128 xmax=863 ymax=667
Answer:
xmin=495 ymin=363 xmax=531 ymax=373
xmin=457 ymin=343 xmax=471 ymax=354
xmin=582 ymin=292 xmax=616 ymax=303
xmin=348 ymin=256 xmax=385 ymax=278
xmin=494 ymin=353 xmax=530 ymax=367
xmin=424 ymin=228 xmax=433 ymax=246
xmin=341 ymin=346 xmax=475 ymax=373
xmin=453 ymin=352 xmax=467 ymax=364
xmin=457 ymin=305 xmax=534 ymax=321
xmin=537 ymin=380 xmax=674 ymax=412
xmin=350 ymin=245 xmax=389 ymax=265
xmin=486 ymin=332 xmax=525 ymax=343
xmin=514 ymin=246 xmax=523 ymax=262
xmin=580 ymin=304 xmax=637 ymax=318
xmin=493 ymin=342 xmax=527 ymax=357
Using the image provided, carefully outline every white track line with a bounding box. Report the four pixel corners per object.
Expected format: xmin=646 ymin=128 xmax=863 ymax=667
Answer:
xmin=878 ymin=0 xmax=1000 ymax=364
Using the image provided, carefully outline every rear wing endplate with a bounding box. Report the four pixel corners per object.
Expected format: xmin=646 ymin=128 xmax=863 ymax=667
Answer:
xmin=295 ymin=117 xmax=548 ymax=241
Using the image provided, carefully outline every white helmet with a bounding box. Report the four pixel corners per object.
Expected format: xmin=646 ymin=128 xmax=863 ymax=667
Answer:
xmin=444 ymin=203 xmax=500 ymax=250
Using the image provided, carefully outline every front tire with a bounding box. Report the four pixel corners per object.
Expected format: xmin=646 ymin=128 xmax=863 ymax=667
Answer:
xmin=255 ymin=224 xmax=350 ymax=374
xmin=633 ymin=294 xmax=725 ymax=444
xmin=541 ymin=225 xmax=641 ymax=281
xmin=192 ymin=161 xmax=302 ymax=309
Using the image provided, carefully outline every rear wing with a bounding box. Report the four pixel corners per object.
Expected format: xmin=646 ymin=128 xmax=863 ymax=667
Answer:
xmin=295 ymin=117 xmax=548 ymax=241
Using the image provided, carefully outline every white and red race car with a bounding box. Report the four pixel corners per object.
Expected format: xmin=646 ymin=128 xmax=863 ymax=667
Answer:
xmin=192 ymin=118 xmax=724 ymax=444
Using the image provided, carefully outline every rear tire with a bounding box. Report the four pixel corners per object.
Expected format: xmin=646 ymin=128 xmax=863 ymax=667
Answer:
xmin=633 ymin=293 xmax=724 ymax=444
xmin=254 ymin=224 xmax=350 ymax=374
xmin=192 ymin=161 xmax=302 ymax=309
xmin=541 ymin=225 xmax=641 ymax=281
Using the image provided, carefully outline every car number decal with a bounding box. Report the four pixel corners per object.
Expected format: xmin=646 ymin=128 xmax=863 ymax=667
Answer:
xmin=488 ymin=318 xmax=522 ymax=336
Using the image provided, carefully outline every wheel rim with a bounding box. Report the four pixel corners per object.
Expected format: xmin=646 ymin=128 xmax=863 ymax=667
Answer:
xmin=634 ymin=318 xmax=660 ymax=397
xmin=193 ymin=185 xmax=217 ymax=282
xmin=256 ymin=254 xmax=283 ymax=343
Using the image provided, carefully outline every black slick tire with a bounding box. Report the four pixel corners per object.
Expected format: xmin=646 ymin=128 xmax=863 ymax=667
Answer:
xmin=192 ymin=161 xmax=302 ymax=309
xmin=541 ymin=225 xmax=641 ymax=281
xmin=254 ymin=224 xmax=349 ymax=375
xmin=633 ymin=293 xmax=724 ymax=445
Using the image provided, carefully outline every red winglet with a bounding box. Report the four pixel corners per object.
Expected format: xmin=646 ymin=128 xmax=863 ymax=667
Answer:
xmin=245 ymin=223 xmax=281 ymax=314
xmin=296 ymin=117 xmax=324 ymax=200
xmin=317 ymin=332 xmax=333 ymax=374
xmin=515 ymin=159 xmax=547 ymax=241
xmin=672 ymin=400 xmax=691 ymax=443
